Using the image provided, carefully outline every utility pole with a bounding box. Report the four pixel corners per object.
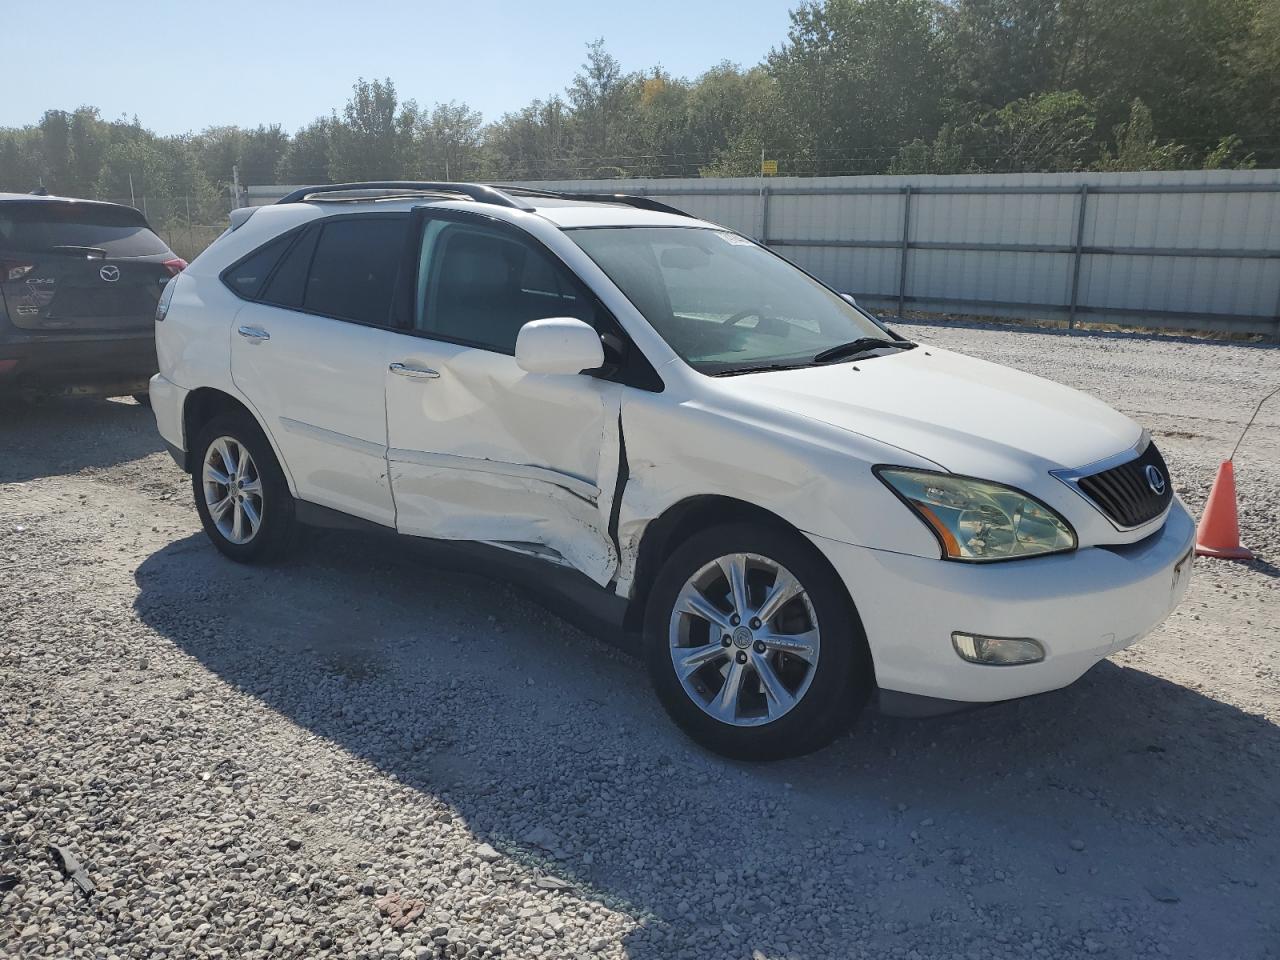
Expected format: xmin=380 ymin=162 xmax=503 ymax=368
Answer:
xmin=128 ymin=173 xmax=136 ymax=208
xmin=231 ymin=165 xmax=242 ymax=209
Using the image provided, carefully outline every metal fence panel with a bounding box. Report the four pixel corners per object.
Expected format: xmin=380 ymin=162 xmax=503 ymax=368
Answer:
xmin=249 ymin=170 xmax=1280 ymax=336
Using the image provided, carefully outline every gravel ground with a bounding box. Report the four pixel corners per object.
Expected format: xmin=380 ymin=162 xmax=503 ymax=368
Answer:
xmin=1 ymin=321 xmax=1277 ymax=960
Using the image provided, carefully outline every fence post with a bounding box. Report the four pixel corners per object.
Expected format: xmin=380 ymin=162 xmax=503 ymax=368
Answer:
xmin=1068 ymin=184 xmax=1089 ymax=332
xmin=897 ymin=185 xmax=913 ymax=319
xmin=760 ymin=185 xmax=772 ymax=245
xmin=1273 ymin=280 xmax=1280 ymax=343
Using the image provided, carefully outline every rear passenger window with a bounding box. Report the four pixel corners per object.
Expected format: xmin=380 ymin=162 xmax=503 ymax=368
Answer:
xmin=301 ymin=218 xmax=406 ymax=326
xmin=261 ymin=226 xmax=318 ymax=308
xmin=223 ymin=233 xmax=292 ymax=300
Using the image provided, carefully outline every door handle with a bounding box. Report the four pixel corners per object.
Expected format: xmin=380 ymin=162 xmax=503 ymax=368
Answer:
xmin=237 ymin=325 xmax=270 ymax=343
xmin=389 ymin=361 xmax=440 ymax=379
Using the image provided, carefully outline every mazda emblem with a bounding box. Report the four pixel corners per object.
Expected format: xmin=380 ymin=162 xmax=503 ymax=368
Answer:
xmin=1144 ymin=464 xmax=1166 ymax=496
xmin=99 ymin=265 xmax=120 ymax=282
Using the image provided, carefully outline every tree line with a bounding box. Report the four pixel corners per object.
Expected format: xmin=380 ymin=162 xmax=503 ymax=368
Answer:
xmin=2 ymin=0 xmax=1276 ymax=224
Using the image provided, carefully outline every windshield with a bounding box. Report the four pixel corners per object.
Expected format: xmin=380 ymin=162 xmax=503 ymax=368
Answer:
xmin=568 ymin=226 xmax=889 ymax=374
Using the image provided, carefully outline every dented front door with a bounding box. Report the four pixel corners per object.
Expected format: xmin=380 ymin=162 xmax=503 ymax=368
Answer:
xmin=384 ymin=337 xmax=623 ymax=584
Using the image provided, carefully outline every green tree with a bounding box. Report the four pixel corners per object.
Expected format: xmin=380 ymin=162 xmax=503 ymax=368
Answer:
xmin=567 ymin=39 xmax=632 ymax=173
xmin=239 ymin=125 xmax=290 ymax=184
xmin=328 ymin=78 xmax=416 ymax=180
xmin=768 ymin=0 xmax=944 ymax=175
xmin=68 ymin=108 xmax=108 ymax=195
xmin=277 ymin=118 xmax=333 ymax=183
xmin=1095 ymin=98 xmax=1187 ymax=171
xmin=482 ymin=97 xmax=572 ymax=180
xmin=889 ymin=123 xmax=970 ymax=175
xmin=941 ymin=0 xmax=1067 ymax=108
xmin=970 ymin=91 xmax=1097 ymax=173
xmin=38 ymin=110 xmax=73 ymax=193
xmin=420 ymin=101 xmax=484 ymax=180
xmin=1055 ymin=0 xmax=1261 ymax=150
xmin=95 ymin=137 xmax=172 ymax=204
xmin=0 ymin=127 xmax=42 ymax=192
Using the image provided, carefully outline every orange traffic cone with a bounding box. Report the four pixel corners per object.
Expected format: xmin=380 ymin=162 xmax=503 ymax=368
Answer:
xmin=1195 ymin=460 xmax=1253 ymax=560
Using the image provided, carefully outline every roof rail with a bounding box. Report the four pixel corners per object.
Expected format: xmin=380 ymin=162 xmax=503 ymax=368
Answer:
xmin=499 ymin=186 xmax=690 ymax=218
xmin=275 ymin=182 xmax=533 ymax=210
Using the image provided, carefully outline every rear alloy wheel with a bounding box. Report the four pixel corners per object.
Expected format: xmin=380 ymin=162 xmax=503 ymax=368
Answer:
xmin=191 ymin=413 xmax=296 ymax=562
xmin=202 ymin=436 xmax=264 ymax=545
xmin=645 ymin=522 xmax=871 ymax=760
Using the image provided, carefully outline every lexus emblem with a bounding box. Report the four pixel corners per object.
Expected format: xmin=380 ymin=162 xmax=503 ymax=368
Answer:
xmin=99 ymin=265 xmax=120 ymax=282
xmin=1144 ymin=464 xmax=1167 ymax=496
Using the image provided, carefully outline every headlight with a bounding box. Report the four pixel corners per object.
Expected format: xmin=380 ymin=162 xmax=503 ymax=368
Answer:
xmin=875 ymin=467 xmax=1076 ymax=562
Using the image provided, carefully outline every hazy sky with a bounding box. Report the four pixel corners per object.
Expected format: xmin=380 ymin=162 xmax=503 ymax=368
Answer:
xmin=10 ymin=0 xmax=796 ymax=135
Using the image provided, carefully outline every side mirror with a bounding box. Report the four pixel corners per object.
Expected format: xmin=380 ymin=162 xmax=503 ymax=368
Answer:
xmin=515 ymin=317 xmax=605 ymax=375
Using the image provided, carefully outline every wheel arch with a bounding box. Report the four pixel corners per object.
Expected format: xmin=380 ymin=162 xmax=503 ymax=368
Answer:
xmin=624 ymin=496 xmax=873 ymax=685
xmin=180 ymin=387 xmax=294 ymax=493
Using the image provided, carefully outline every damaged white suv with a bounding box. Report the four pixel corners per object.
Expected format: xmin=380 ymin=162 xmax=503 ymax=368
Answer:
xmin=150 ymin=181 xmax=1195 ymax=759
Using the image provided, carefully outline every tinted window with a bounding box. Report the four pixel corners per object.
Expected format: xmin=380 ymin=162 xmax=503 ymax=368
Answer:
xmin=416 ymin=219 xmax=594 ymax=354
xmin=224 ymin=232 xmax=294 ymax=300
xmin=301 ymin=218 xmax=406 ymax=325
xmin=0 ymin=200 xmax=169 ymax=256
xmin=261 ymin=226 xmax=318 ymax=307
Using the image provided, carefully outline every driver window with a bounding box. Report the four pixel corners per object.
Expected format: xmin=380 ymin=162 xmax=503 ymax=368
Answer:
xmin=414 ymin=219 xmax=594 ymax=355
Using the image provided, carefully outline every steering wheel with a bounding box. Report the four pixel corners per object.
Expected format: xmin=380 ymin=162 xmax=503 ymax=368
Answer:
xmin=720 ymin=309 xmax=765 ymax=327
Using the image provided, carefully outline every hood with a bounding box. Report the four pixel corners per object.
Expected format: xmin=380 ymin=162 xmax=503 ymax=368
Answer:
xmin=711 ymin=345 xmax=1140 ymax=478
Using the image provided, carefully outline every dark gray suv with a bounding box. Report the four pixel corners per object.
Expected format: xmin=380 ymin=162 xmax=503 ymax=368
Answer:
xmin=0 ymin=192 xmax=185 ymax=400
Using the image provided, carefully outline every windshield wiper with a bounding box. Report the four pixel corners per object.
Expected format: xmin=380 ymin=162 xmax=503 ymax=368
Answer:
xmin=812 ymin=337 xmax=916 ymax=364
xmin=708 ymin=360 xmax=821 ymax=377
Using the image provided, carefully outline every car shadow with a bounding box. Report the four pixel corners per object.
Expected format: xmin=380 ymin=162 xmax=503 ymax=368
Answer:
xmin=0 ymin=396 xmax=162 ymax=483
xmin=133 ymin=529 xmax=1280 ymax=959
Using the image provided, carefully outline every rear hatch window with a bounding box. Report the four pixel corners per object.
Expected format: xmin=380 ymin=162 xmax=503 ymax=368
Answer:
xmin=1 ymin=201 xmax=173 ymax=332
xmin=0 ymin=201 xmax=170 ymax=257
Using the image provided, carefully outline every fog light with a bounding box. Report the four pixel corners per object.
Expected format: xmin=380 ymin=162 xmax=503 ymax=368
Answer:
xmin=951 ymin=632 xmax=1045 ymax=666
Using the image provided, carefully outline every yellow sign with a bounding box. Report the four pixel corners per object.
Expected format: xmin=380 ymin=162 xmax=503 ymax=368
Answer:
xmin=761 ymin=159 xmax=778 ymax=176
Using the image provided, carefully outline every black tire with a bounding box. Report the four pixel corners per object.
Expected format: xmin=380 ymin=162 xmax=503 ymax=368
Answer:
xmin=644 ymin=522 xmax=872 ymax=760
xmin=132 ymin=393 xmax=152 ymax=408
xmin=190 ymin=412 xmax=297 ymax=563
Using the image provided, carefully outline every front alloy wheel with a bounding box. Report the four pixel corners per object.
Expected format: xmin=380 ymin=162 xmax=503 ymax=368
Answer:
xmin=645 ymin=523 xmax=871 ymax=760
xmin=669 ymin=553 xmax=821 ymax=727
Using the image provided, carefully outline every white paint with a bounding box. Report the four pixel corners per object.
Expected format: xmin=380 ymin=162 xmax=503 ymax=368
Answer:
xmin=230 ymin=300 xmax=399 ymax=527
xmin=384 ymin=334 xmax=621 ymax=585
xmin=154 ymin=190 xmax=1198 ymax=707
xmin=515 ymin=317 xmax=605 ymax=376
xmin=810 ymin=502 xmax=1195 ymax=702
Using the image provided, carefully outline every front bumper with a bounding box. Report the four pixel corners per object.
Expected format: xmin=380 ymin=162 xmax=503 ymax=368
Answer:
xmin=808 ymin=499 xmax=1196 ymax=705
xmin=0 ymin=329 xmax=157 ymax=394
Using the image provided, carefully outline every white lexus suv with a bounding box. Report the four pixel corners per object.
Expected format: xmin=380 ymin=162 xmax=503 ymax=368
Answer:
xmin=150 ymin=181 xmax=1195 ymax=759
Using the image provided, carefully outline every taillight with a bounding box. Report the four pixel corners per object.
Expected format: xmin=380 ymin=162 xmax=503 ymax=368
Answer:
xmin=156 ymin=276 xmax=178 ymax=322
xmin=163 ymin=257 xmax=188 ymax=277
xmin=1 ymin=260 xmax=35 ymax=282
